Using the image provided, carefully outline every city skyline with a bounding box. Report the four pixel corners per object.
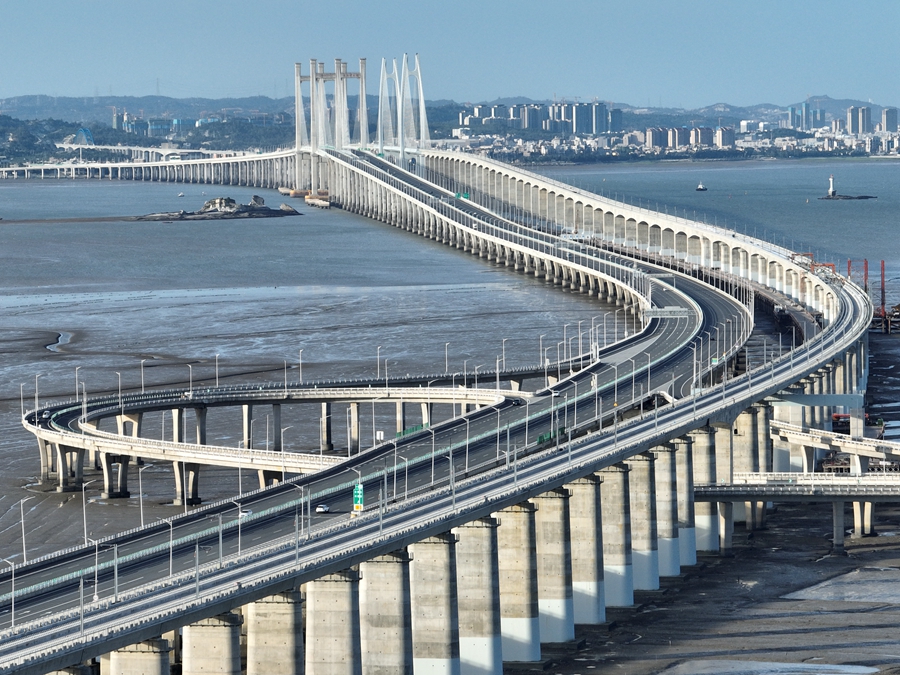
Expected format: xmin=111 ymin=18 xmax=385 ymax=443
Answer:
xmin=2 ymin=0 xmax=899 ymax=109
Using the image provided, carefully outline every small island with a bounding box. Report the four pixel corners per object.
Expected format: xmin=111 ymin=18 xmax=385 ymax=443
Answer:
xmin=818 ymin=174 xmax=876 ymax=200
xmin=132 ymin=195 xmax=300 ymax=221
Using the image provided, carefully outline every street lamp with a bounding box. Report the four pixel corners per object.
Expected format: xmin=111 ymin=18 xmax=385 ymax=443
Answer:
xmin=138 ymin=464 xmax=151 ymax=527
xmin=34 ymin=373 xmax=41 ymax=418
xmin=298 ymin=349 xmax=303 ymax=384
xmin=563 ymin=323 xmax=570 ymax=361
xmin=377 ymin=346 xmax=382 ymax=379
xmin=215 ymin=354 xmax=219 ymax=387
xmin=398 ymin=454 xmax=409 ymax=501
xmin=19 ymin=384 xmax=24 ymax=418
xmin=1 ymin=558 xmax=15 ymax=627
xmin=86 ymin=537 xmax=100 ymax=601
xmin=82 ymin=479 xmax=97 ymax=545
xmin=445 ymin=342 xmax=450 ymax=374
xmin=502 ymin=338 xmax=508 ymax=370
xmin=18 ymin=497 xmax=34 ymax=564
xmin=187 ymin=364 xmax=193 ymax=395
xmin=156 ymin=517 xmax=174 ymax=574
xmin=115 ymin=371 xmax=122 ymax=415
xmin=230 ymin=501 xmax=243 ymax=555
xmin=280 ymin=426 xmax=293 ymax=482
xmin=75 ymin=366 xmax=82 ymax=401
xmin=539 ymin=334 xmax=546 ymax=367
xmin=474 ymin=364 xmax=484 ymax=390
xmin=140 ymin=360 xmax=146 ymax=394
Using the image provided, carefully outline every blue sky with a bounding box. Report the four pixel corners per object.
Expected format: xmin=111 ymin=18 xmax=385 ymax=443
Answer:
xmin=3 ymin=0 xmax=898 ymax=108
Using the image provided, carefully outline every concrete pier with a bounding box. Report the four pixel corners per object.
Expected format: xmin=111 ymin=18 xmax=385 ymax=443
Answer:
xmin=689 ymin=426 xmax=718 ymax=552
xmin=626 ymin=453 xmax=659 ymax=590
xmin=566 ymin=474 xmax=605 ymax=624
xmin=107 ymin=637 xmax=170 ymax=675
xmin=305 ymin=569 xmax=362 ymax=675
xmin=532 ymin=488 xmax=575 ymax=643
xmin=359 ymin=551 xmax=414 ymax=675
xmin=245 ymin=590 xmax=304 ymax=675
xmin=651 ymin=444 xmax=680 ymax=577
xmin=600 ymin=463 xmax=633 ymax=607
xmin=673 ymin=435 xmax=697 ymax=566
xmin=182 ymin=612 xmax=242 ymax=675
xmin=409 ymin=533 xmax=460 ymax=675
xmin=454 ymin=518 xmax=502 ymax=675
xmin=494 ymin=502 xmax=541 ymax=661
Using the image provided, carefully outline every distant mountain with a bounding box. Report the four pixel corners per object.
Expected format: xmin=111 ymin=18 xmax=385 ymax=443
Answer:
xmin=0 ymin=92 xmax=895 ymax=128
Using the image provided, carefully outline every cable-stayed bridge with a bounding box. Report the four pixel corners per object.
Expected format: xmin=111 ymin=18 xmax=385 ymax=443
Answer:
xmin=0 ymin=56 xmax=874 ymax=675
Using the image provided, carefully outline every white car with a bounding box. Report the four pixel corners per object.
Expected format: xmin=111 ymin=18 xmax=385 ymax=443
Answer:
xmin=315 ymin=504 xmax=330 ymax=514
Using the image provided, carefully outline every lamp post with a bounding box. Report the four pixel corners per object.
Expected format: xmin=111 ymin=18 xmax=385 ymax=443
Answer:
xmin=474 ymin=364 xmax=483 ymax=390
xmin=75 ymin=366 xmax=82 ymax=401
xmin=603 ymin=313 xmax=610 ymax=348
xmin=298 ymin=349 xmax=303 ymax=384
xmin=34 ymin=373 xmax=41 ymax=417
xmin=429 ymin=428 xmax=437 ymax=483
xmin=82 ymin=479 xmax=96 ymax=546
xmin=377 ymin=346 xmax=382 ymax=379
xmin=577 ymin=320 xmax=584 ymax=365
xmin=215 ymin=354 xmax=219 ymax=387
xmin=398 ymin=454 xmax=409 ymax=501
xmin=157 ymin=517 xmax=174 ymax=575
xmin=230 ymin=501 xmax=243 ymax=555
xmin=502 ymin=338 xmax=508 ymax=370
xmin=86 ymin=537 xmax=100 ymax=601
xmin=115 ymin=371 xmax=122 ymax=416
xmin=280 ymin=427 xmax=293 ymax=482
xmin=544 ymin=347 xmax=552 ymax=389
xmin=18 ymin=496 xmax=34 ymax=564
xmin=463 ymin=359 xmax=470 ymax=386
xmin=563 ymin=323 xmax=570 ymax=360
xmin=445 ymin=342 xmax=450 ymax=374
xmin=139 ymin=360 xmax=146 ymax=394
xmin=138 ymin=464 xmax=151 ymax=527
xmin=2 ymin=558 xmax=15 ymax=628
xmin=187 ymin=364 xmax=193 ymax=396
xmin=19 ymin=383 xmax=24 ymax=418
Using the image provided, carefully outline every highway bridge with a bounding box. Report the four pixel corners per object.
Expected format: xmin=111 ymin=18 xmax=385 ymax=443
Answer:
xmin=0 ymin=56 xmax=874 ymax=675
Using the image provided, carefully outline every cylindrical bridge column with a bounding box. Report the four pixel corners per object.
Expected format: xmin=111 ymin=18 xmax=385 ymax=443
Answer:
xmin=626 ymin=453 xmax=658 ymax=590
xmin=410 ymin=532 xmax=461 ymax=675
xmin=455 ymin=517 xmax=502 ymax=675
xmin=321 ymin=402 xmax=334 ymax=452
xmin=107 ymin=637 xmax=170 ymax=675
xmin=566 ymin=474 xmax=605 ymax=624
xmin=182 ymin=612 xmax=242 ymax=675
xmin=689 ymin=426 xmax=718 ymax=552
xmin=494 ymin=502 xmax=540 ymax=661
xmin=673 ymin=436 xmax=696 ymax=566
xmin=305 ymin=569 xmax=362 ymax=675
xmin=359 ymin=551 xmax=413 ymax=675
xmin=246 ymin=590 xmax=304 ymax=675
xmin=652 ymin=444 xmax=680 ymax=577
xmin=600 ymin=463 xmax=633 ymax=607
xmin=532 ymin=488 xmax=574 ymax=643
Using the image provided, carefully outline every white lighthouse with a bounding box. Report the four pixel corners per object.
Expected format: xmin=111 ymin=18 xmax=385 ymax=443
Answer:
xmin=828 ymin=174 xmax=836 ymax=197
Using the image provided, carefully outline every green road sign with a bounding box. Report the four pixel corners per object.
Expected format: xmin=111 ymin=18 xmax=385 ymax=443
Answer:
xmin=353 ymin=483 xmax=364 ymax=511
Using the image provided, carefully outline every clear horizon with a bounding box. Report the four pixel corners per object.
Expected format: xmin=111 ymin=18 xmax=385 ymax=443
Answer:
xmin=2 ymin=0 xmax=898 ymax=109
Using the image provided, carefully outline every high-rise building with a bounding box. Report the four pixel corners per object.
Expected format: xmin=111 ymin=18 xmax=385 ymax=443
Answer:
xmin=572 ymin=104 xmax=593 ymax=134
xmin=608 ymin=108 xmax=623 ymax=132
xmin=715 ymin=127 xmax=735 ymax=148
xmin=847 ymin=106 xmax=860 ymax=134
xmin=591 ymin=102 xmax=608 ymax=135
xmin=690 ymin=127 xmax=714 ymax=146
xmin=645 ymin=127 xmax=667 ymax=149
xmin=668 ymin=127 xmax=689 ymax=147
xmin=800 ymin=102 xmax=810 ymax=131
xmin=883 ymin=107 xmax=898 ymax=133
xmin=858 ymin=107 xmax=871 ymax=134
